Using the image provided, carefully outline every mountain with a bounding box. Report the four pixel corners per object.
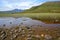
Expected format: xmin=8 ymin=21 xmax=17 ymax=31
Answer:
xmin=11 ymin=9 xmax=23 ymax=12
xmin=0 ymin=9 xmax=23 ymax=14
xmin=23 ymin=1 xmax=60 ymax=13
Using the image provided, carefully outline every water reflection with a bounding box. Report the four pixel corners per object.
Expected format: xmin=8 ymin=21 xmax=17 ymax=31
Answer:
xmin=0 ymin=17 xmax=60 ymax=28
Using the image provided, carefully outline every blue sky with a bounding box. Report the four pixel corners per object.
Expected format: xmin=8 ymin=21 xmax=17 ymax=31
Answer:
xmin=0 ymin=0 xmax=60 ymax=11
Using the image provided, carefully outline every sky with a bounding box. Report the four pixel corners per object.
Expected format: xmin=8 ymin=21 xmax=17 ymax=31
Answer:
xmin=0 ymin=0 xmax=60 ymax=11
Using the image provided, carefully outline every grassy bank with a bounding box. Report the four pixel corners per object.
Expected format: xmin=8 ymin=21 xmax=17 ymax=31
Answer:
xmin=0 ymin=13 xmax=60 ymax=23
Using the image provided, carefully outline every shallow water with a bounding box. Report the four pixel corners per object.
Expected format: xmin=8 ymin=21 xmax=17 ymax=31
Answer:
xmin=0 ymin=17 xmax=60 ymax=28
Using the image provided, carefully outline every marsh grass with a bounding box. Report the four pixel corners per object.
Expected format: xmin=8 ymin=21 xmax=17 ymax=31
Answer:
xmin=0 ymin=13 xmax=60 ymax=23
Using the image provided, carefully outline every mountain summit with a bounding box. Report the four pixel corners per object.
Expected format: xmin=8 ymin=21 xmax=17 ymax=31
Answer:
xmin=12 ymin=9 xmax=23 ymax=12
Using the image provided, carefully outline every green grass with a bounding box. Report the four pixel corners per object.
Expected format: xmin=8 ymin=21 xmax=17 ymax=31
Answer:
xmin=0 ymin=13 xmax=60 ymax=23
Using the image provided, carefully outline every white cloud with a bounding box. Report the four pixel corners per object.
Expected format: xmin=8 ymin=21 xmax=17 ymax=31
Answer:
xmin=0 ymin=0 xmax=60 ymax=11
xmin=0 ymin=0 xmax=40 ymax=11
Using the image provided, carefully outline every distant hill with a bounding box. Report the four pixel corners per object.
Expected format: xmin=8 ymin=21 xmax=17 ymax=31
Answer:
xmin=23 ymin=1 xmax=60 ymax=13
xmin=0 ymin=9 xmax=23 ymax=14
xmin=12 ymin=9 xmax=23 ymax=12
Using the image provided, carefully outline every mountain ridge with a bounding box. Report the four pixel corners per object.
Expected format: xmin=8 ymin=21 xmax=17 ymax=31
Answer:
xmin=23 ymin=1 xmax=60 ymax=13
xmin=0 ymin=9 xmax=23 ymax=14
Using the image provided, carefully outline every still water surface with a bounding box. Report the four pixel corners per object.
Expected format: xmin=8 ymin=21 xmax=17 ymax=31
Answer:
xmin=0 ymin=17 xmax=60 ymax=28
